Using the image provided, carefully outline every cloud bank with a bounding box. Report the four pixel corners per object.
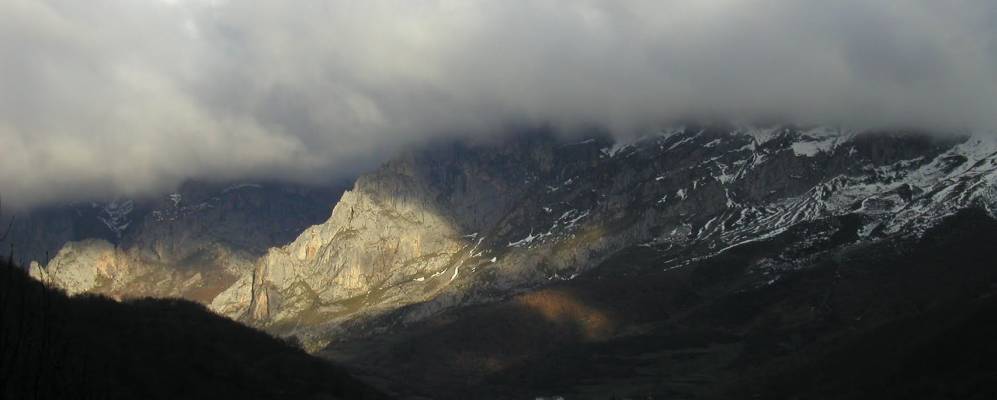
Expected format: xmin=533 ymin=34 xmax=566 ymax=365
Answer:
xmin=1 ymin=0 xmax=995 ymax=208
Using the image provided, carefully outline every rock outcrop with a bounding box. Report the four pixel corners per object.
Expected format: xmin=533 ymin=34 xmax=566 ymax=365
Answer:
xmin=27 ymin=125 xmax=997 ymax=353
xmin=213 ymin=125 xmax=995 ymax=351
xmin=23 ymin=181 xmax=344 ymax=303
xmin=29 ymin=238 xmax=252 ymax=303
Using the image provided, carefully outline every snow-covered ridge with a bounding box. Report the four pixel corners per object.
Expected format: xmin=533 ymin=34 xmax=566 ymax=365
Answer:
xmin=790 ymin=127 xmax=853 ymax=157
xmin=541 ymin=126 xmax=997 ymax=273
xmin=599 ymin=124 xmax=865 ymax=161
xmin=38 ymin=126 xmax=997 ymax=347
xmin=661 ymin=131 xmax=994 ymax=258
xmin=496 ymin=127 xmax=997 ymax=265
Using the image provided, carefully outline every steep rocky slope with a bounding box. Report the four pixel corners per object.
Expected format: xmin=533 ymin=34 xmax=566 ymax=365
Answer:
xmin=25 ymin=126 xmax=997 ymax=343
xmin=23 ymin=181 xmax=344 ymax=302
xmin=211 ymin=125 xmax=997 ymax=351
xmin=325 ymin=208 xmax=997 ymax=399
xmin=21 ymin=124 xmax=997 ymax=397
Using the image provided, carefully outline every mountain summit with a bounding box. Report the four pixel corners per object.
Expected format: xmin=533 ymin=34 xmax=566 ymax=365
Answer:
xmin=23 ymin=124 xmax=997 ymax=397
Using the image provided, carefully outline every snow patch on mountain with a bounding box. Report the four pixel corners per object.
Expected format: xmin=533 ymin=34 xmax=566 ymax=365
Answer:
xmin=791 ymin=127 xmax=850 ymax=157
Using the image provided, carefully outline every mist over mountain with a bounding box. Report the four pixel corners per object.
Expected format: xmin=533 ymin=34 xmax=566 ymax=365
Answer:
xmin=2 ymin=0 xmax=996 ymax=208
xmin=15 ymin=123 xmax=997 ymax=397
xmin=4 ymin=1 xmax=997 ymax=399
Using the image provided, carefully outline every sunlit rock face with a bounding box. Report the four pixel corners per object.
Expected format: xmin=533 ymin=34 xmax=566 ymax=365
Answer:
xmin=21 ymin=182 xmax=344 ymax=304
xmin=218 ymin=133 xmax=577 ymax=332
xmin=214 ymin=125 xmax=997 ymax=350
xmin=28 ymin=238 xmax=253 ymax=303
xmin=28 ymin=124 xmax=997 ymax=353
xmin=29 ymin=239 xmax=128 ymax=297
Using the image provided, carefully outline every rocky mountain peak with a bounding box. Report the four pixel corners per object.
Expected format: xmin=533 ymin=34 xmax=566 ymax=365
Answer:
xmin=19 ymin=181 xmax=346 ymax=303
xmin=201 ymin=125 xmax=995 ymax=351
xmin=23 ymin=125 xmax=997 ymax=354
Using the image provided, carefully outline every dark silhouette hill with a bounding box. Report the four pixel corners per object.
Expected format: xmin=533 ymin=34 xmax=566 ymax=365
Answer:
xmin=0 ymin=258 xmax=388 ymax=400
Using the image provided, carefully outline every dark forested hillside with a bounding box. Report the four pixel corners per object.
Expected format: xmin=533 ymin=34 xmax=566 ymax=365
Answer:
xmin=0 ymin=259 xmax=387 ymax=400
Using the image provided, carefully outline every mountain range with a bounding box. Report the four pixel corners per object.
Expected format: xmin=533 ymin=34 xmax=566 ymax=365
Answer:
xmin=16 ymin=124 xmax=997 ymax=398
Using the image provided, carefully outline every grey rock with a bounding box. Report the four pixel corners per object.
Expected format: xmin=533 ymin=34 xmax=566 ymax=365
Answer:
xmin=27 ymin=125 xmax=997 ymax=354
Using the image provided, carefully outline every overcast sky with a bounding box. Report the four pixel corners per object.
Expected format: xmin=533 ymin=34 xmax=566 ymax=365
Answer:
xmin=1 ymin=0 xmax=995 ymax=209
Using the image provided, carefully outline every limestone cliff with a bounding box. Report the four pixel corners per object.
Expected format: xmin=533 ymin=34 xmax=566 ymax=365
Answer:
xmin=27 ymin=125 xmax=997 ymax=354
xmin=218 ymin=126 xmax=992 ymax=351
xmin=24 ymin=181 xmax=344 ymax=304
xmin=29 ymin=239 xmax=252 ymax=303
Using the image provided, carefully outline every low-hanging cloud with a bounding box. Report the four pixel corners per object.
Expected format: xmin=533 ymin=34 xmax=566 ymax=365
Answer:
xmin=1 ymin=0 xmax=995 ymax=209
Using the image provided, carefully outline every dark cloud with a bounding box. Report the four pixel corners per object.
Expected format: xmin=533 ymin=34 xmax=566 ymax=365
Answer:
xmin=1 ymin=0 xmax=995 ymax=208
